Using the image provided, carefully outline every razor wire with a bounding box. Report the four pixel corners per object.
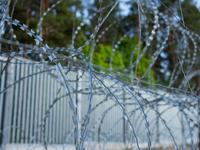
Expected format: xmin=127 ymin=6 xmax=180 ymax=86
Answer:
xmin=0 ymin=0 xmax=200 ymax=150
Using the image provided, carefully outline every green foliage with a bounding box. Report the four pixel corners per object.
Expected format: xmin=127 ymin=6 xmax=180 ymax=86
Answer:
xmin=7 ymin=0 xmax=40 ymax=44
xmin=81 ymin=37 xmax=157 ymax=83
xmin=7 ymin=0 xmax=88 ymax=62
xmin=82 ymin=43 xmax=125 ymax=74
xmin=7 ymin=0 xmax=158 ymax=83
xmin=181 ymin=0 xmax=200 ymax=34
xmin=4 ymin=0 xmax=200 ymax=86
xmin=118 ymin=37 xmax=156 ymax=82
xmin=8 ymin=0 xmax=87 ymax=49
xmin=42 ymin=0 xmax=86 ymax=48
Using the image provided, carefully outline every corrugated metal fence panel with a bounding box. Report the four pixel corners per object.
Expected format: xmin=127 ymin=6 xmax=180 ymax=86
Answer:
xmin=0 ymin=57 xmax=124 ymax=145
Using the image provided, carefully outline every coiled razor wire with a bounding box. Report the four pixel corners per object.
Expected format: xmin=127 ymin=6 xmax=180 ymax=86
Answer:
xmin=0 ymin=0 xmax=200 ymax=150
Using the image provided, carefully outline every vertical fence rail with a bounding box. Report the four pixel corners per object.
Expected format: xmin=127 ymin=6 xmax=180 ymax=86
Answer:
xmin=46 ymin=68 xmax=50 ymax=143
xmin=16 ymin=62 xmax=23 ymax=143
xmin=49 ymin=69 xmax=53 ymax=143
xmin=38 ymin=65 xmax=43 ymax=143
xmin=11 ymin=60 xmax=20 ymax=143
xmin=3 ymin=60 xmax=15 ymax=144
xmin=42 ymin=68 xmax=47 ymax=144
xmin=34 ymin=66 xmax=39 ymax=143
xmin=30 ymin=65 xmax=36 ymax=143
xmin=25 ymin=63 xmax=32 ymax=144
xmin=21 ymin=63 xmax=27 ymax=143
xmin=0 ymin=59 xmax=6 ymax=145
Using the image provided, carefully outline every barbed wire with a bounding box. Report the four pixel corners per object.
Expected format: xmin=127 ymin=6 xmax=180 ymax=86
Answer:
xmin=0 ymin=0 xmax=200 ymax=150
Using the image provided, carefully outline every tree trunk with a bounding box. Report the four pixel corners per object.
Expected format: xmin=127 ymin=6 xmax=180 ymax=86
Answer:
xmin=42 ymin=0 xmax=49 ymax=44
xmin=24 ymin=0 xmax=29 ymax=58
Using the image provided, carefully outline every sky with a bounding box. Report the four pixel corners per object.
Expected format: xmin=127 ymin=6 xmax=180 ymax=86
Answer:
xmin=80 ymin=0 xmax=200 ymax=24
xmin=120 ymin=0 xmax=200 ymax=16
xmin=194 ymin=0 xmax=200 ymax=8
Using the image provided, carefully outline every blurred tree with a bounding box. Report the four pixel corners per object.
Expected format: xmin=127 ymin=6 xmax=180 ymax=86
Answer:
xmin=81 ymin=37 xmax=156 ymax=83
xmin=42 ymin=0 xmax=87 ymax=48
xmin=88 ymin=0 xmax=121 ymax=45
xmin=118 ymin=37 xmax=156 ymax=82
xmin=8 ymin=0 xmax=87 ymax=48
xmin=6 ymin=0 xmax=88 ymax=63
xmin=7 ymin=0 xmax=40 ymax=44
xmin=82 ymin=43 xmax=124 ymax=74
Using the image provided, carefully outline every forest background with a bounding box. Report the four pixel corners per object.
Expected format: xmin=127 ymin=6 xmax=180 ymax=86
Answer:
xmin=3 ymin=0 xmax=200 ymax=87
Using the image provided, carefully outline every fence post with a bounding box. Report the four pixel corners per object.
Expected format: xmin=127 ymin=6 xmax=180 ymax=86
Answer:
xmin=2 ymin=61 xmax=15 ymax=145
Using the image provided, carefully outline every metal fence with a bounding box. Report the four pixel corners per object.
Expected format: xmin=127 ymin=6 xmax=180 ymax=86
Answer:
xmin=0 ymin=56 xmax=198 ymax=150
xmin=0 ymin=56 xmax=123 ymax=145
